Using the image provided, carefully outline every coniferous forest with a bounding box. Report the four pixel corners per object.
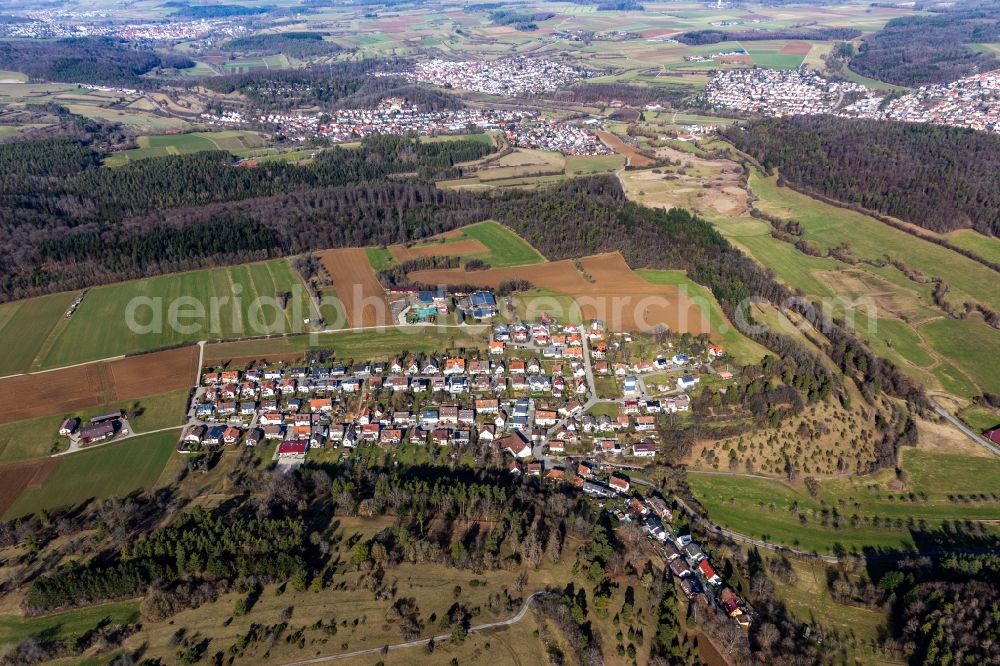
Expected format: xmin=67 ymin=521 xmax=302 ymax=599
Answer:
xmin=849 ymin=8 xmax=1000 ymax=86
xmin=723 ymin=116 xmax=1000 ymax=236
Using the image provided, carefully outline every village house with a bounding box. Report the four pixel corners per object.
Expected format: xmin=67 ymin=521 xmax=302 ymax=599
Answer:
xmin=632 ymin=439 xmax=658 ymax=458
xmin=609 ymin=473 xmax=630 ymax=494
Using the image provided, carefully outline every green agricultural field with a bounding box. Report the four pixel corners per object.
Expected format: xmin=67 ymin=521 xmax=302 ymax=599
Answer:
xmin=5 ymin=430 xmax=179 ymax=519
xmin=689 ymin=448 xmax=1000 ymax=554
xmin=744 ymin=42 xmax=807 ymax=69
xmin=719 ymin=169 xmax=1000 ymax=397
xmin=0 ymin=291 xmax=78 ymax=376
xmin=38 ymin=259 xmax=314 ymax=369
xmin=0 ymin=388 xmax=189 ymax=464
xmin=63 ymin=104 xmax=188 ymax=131
xmin=104 ymin=131 xmax=268 ymax=165
xmin=0 ymin=70 xmax=27 ymax=82
xmin=365 ymin=246 xmax=396 ymax=271
xmin=636 ymin=269 xmax=768 ymax=364
xmin=0 ymin=602 xmax=140 ymax=646
xmin=460 ymin=221 xmax=545 ymax=267
xmin=919 ymin=317 xmax=1000 ymax=395
xmin=958 ymin=405 xmax=1000 ymax=433
xmin=945 ymin=229 xmax=1000 ymax=265
xmin=564 ymin=155 xmax=625 ymax=174
xmin=204 ymin=326 xmax=488 ymax=364
xmin=749 ymin=171 xmax=1000 ymax=307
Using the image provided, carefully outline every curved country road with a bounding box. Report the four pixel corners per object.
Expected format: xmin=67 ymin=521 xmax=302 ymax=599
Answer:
xmin=281 ymin=591 xmax=546 ymax=665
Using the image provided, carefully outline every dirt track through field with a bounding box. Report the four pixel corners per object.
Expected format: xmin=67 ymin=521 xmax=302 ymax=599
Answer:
xmin=411 ymin=252 xmax=711 ymax=333
xmin=389 ymin=238 xmax=489 ymax=262
xmin=0 ymin=346 xmax=199 ymax=425
xmin=0 ymin=458 xmax=59 ymax=516
xmin=597 ymin=131 xmax=656 ymax=168
xmin=317 ymin=248 xmax=390 ymax=328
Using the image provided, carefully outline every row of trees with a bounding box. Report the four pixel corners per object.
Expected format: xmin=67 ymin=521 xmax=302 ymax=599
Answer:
xmin=676 ymin=27 xmax=860 ymax=45
xmin=0 ymin=134 xmax=495 ymax=300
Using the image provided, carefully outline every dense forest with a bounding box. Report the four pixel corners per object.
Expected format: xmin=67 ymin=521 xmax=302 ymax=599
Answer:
xmin=850 ymin=8 xmax=1000 ymax=85
xmin=0 ymin=38 xmax=193 ymax=85
xmin=200 ymin=63 xmax=463 ymax=113
xmin=221 ymin=32 xmax=342 ymax=58
xmin=550 ymin=82 xmax=694 ymax=108
xmin=675 ymin=27 xmax=859 ymax=45
xmin=0 ymin=134 xmax=493 ymax=299
xmin=723 ymin=116 xmax=1000 ymax=236
xmin=169 ymin=3 xmax=268 ymax=18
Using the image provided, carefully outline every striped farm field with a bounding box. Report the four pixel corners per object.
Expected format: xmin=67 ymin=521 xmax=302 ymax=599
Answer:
xmin=0 ymin=291 xmax=78 ymax=376
xmin=103 ymin=131 xmax=268 ymax=166
xmin=37 ymin=259 xmax=315 ymax=369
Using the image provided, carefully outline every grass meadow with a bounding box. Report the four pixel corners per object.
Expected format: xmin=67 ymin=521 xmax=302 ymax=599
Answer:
xmin=689 ymin=449 xmax=1000 ymax=554
xmin=38 ymin=259 xmax=317 ymax=369
xmin=0 ymin=291 xmax=77 ymax=375
xmin=103 ymin=131 xmax=268 ymax=166
xmin=695 ymin=167 xmax=1000 ymax=398
xmin=0 ymin=388 xmax=189 ymax=464
xmin=204 ymin=325 xmax=489 ymax=365
xmin=460 ymin=221 xmax=545 ymax=267
xmin=4 ymin=430 xmax=179 ymax=519
xmin=0 ymin=602 xmax=140 ymax=646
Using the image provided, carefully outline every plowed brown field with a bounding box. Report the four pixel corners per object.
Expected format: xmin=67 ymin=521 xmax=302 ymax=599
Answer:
xmin=389 ymin=238 xmax=489 ymax=262
xmin=780 ymin=41 xmax=812 ymax=55
xmin=318 ymin=248 xmax=390 ymax=328
xmin=0 ymin=346 xmax=198 ymax=424
xmin=597 ymin=131 xmax=656 ymax=168
xmin=410 ymin=252 xmax=711 ymax=333
xmin=105 ymin=346 xmax=199 ymax=401
xmin=0 ymin=458 xmax=59 ymax=516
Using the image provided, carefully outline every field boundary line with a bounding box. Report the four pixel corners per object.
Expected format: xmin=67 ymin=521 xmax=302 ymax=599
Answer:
xmin=0 ymin=354 xmax=127 ymax=381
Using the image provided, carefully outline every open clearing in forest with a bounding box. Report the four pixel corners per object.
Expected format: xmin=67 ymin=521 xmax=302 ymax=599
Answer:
xmin=411 ymin=251 xmax=712 ymax=334
xmin=0 ymin=346 xmax=197 ymax=425
xmin=621 ymin=145 xmax=749 ymax=218
xmin=385 ymin=221 xmax=544 ymax=269
xmin=103 ymin=130 xmax=269 ymax=166
xmin=317 ymin=248 xmax=391 ymax=328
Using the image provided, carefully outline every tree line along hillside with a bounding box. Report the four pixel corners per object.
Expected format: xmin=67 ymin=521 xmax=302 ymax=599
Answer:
xmin=849 ymin=9 xmax=1000 ymax=86
xmin=675 ymin=27 xmax=860 ymax=45
xmin=723 ymin=116 xmax=1000 ymax=236
xmin=0 ymin=134 xmax=494 ymax=300
xmin=221 ymin=32 xmax=343 ymax=58
xmin=199 ymin=62 xmax=464 ymax=113
xmin=0 ymin=38 xmax=194 ymax=85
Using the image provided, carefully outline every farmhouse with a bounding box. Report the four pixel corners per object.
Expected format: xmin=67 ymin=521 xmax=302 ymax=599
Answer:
xmin=59 ymin=418 xmax=79 ymax=436
xmin=79 ymin=421 xmax=116 ymax=444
